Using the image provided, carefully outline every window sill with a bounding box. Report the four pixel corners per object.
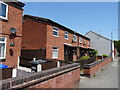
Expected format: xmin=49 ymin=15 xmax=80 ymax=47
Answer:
xmin=64 ymin=38 xmax=68 ymax=40
xmin=72 ymin=41 xmax=77 ymax=43
xmin=0 ymin=18 xmax=8 ymax=22
xmin=0 ymin=59 xmax=5 ymax=62
xmin=53 ymin=35 xmax=59 ymax=37
xmin=52 ymin=57 xmax=58 ymax=59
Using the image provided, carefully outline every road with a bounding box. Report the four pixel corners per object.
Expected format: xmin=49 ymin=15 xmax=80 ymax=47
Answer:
xmin=75 ymin=57 xmax=119 ymax=88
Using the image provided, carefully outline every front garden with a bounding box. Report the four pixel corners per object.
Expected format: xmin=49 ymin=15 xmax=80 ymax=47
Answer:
xmin=74 ymin=50 xmax=110 ymax=73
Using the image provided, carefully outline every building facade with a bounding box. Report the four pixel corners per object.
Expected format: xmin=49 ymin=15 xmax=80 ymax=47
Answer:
xmin=0 ymin=1 xmax=25 ymax=67
xmin=21 ymin=15 xmax=91 ymax=62
xmin=85 ymin=31 xmax=115 ymax=59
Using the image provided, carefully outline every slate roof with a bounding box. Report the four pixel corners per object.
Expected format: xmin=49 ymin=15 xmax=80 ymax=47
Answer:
xmin=85 ymin=31 xmax=112 ymax=41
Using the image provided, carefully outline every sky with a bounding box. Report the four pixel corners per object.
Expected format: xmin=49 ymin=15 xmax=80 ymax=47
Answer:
xmin=21 ymin=2 xmax=118 ymax=40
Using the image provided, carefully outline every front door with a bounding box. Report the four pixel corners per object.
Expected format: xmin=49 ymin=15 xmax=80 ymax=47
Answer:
xmin=64 ymin=45 xmax=73 ymax=63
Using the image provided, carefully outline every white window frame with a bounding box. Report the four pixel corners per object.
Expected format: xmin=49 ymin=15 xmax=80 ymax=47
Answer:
xmin=0 ymin=1 xmax=8 ymax=20
xmin=53 ymin=27 xmax=59 ymax=37
xmin=79 ymin=37 xmax=82 ymax=43
xmin=84 ymin=39 xmax=86 ymax=45
xmin=64 ymin=31 xmax=68 ymax=40
xmin=0 ymin=37 xmax=7 ymax=59
xmin=52 ymin=47 xmax=58 ymax=59
xmin=73 ymin=35 xmax=77 ymax=42
xmin=88 ymin=41 xmax=90 ymax=45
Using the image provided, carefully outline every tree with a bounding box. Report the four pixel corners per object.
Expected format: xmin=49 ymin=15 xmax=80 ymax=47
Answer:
xmin=114 ymin=40 xmax=120 ymax=56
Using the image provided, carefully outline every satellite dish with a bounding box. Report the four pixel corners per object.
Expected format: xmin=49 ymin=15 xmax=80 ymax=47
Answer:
xmin=10 ymin=28 xmax=16 ymax=34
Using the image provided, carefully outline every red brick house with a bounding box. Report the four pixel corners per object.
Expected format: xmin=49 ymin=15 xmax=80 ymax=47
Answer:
xmin=0 ymin=1 xmax=25 ymax=68
xmin=21 ymin=15 xmax=92 ymax=63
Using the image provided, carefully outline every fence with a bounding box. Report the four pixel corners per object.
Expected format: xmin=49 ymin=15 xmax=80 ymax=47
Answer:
xmin=20 ymin=49 xmax=46 ymax=67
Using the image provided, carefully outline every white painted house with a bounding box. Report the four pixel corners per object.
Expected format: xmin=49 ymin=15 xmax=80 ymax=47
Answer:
xmin=85 ymin=31 xmax=114 ymax=59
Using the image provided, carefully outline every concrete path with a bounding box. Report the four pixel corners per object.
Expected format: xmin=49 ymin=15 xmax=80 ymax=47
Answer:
xmin=75 ymin=58 xmax=119 ymax=88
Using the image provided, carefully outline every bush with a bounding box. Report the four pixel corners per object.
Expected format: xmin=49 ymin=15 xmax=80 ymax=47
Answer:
xmin=80 ymin=56 xmax=90 ymax=60
xmin=102 ymin=54 xmax=108 ymax=57
xmin=91 ymin=50 xmax=98 ymax=56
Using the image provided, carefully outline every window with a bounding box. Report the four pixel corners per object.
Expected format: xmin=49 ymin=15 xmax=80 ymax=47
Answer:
xmin=79 ymin=37 xmax=82 ymax=43
xmin=88 ymin=41 xmax=90 ymax=45
xmin=84 ymin=39 xmax=86 ymax=45
xmin=0 ymin=1 xmax=8 ymax=20
xmin=0 ymin=37 xmax=7 ymax=59
xmin=52 ymin=47 xmax=58 ymax=59
xmin=64 ymin=31 xmax=68 ymax=40
xmin=53 ymin=27 xmax=58 ymax=37
xmin=73 ymin=35 xmax=77 ymax=42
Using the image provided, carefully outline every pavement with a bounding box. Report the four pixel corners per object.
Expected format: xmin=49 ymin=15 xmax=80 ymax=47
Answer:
xmin=75 ymin=57 xmax=119 ymax=88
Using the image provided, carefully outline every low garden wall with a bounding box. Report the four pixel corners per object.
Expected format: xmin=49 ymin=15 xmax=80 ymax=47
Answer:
xmin=83 ymin=57 xmax=112 ymax=77
xmin=0 ymin=63 xmax=80 ymax=89
xmin=75 ymin=57 xmax=96 ymax=67
xmin=0 ymin=68 xmax=13 ymax=80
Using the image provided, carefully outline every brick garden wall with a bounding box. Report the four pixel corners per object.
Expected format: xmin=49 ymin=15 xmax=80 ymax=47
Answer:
xmin=0 ymin=63 xmax=80 ymax=89
xmin=29 ymin=68 xmax=80 ymax=88
xmin=83 ymin=57 xmax=112 ymax=77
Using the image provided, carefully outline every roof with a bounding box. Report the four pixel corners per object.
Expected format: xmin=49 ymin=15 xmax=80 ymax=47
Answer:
xmin=85 ymin=31 xmax=112 ymax=41
xmin=23 ymin=14 xmax=90 ymax=40
xmin=4 ymin=0 xmax=25 ymax=10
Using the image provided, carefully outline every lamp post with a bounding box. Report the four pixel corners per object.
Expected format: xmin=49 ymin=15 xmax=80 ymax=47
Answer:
xmin=111 ymin=31 xmax=113 ymax=59
xmin=111 ymin=29 xmax=118 ymax=60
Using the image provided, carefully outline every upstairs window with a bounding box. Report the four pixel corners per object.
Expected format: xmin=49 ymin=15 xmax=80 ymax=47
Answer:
xmin=84 ymin=39 xmax=86 ymax=45
xmin=0 ymin=37 xmax=7 ymax=59
xmin=53 ymin=27 xmax=59 ymax=37
xmin=79 ymin=37 xmax=82 ymax=43
xmin=0 ymin=1 xmax=8 ymax=20
xmin=52 ymin=47 xmax=58 ymax=59
xmin=64 ymin=31 xmax=68 ymax=40
xmin=73 ymin=35 xmax=77 ymax=42
xmin=88 ymin=41 xmax=90 ymax=45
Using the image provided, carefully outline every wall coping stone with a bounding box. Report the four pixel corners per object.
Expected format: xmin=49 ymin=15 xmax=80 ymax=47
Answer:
xmin=0 ymin=63 xmax=80 ymax=89
xmin=83 ymin=57 xmax=112 ymax=69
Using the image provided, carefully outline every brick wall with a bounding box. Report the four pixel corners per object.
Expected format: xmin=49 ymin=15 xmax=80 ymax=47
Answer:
xmin=0 ymin=4 xmax=24 ymax=68
xmin=83 ymin=57 xmax=112 ymax=77
xmin=29 ymin=68 xmax=80 ymax=88
xmin=0 ymin=63 xmax=80 ymax=89
xmin=46 ymin=25 xmax=90 ymax=60
xmin=22 ymin=15 xmax=90 ymax=61
xmin=22 ymin=19 xmax=47 ymax=50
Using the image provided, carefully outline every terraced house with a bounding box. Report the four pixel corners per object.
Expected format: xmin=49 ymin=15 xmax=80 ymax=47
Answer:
xmin=21 ymin=15 xmax=93 ymax=63
xmin=0 ymin=1 xmax=25 ymax=67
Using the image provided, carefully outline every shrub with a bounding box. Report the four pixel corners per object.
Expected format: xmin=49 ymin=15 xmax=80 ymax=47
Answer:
xmin=102 ymin=54 xmax=108 ymax=57
xmin=91 ymin=50 xmax=98 ymax=56
xmin=80 ymin=56 xmax=90 ymax=60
